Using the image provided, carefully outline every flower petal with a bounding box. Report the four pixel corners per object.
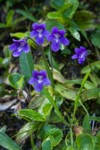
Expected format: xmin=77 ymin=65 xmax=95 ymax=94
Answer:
xmin=12 ymin=39 xmax=25 ymax=43
xmin=51 ymin=27 xmax=59 ymax=34
xmin=78 ymin=58 xmax=85 ymax=64
xmin=9 ymin=43 xmax=18 ymax=51
xmin=39 ymin=70 xmax=47 ymax=77
xmin=39 ymin=24 xmax=46 ymax=30
xmin=30 ymin=31 xmax=37 ymax=37
xmin=34 ymin=83 xmax=43 ymax=92
xmin=32 ymin=23 xmax=46 ymax=31
xmin=43 ymin=78 xmax=51 ymax=86
xmin=71 ymin=54 xmax=78 ymax=59
xmin=43 ymin=30 xmax=50 ymax=38
xmin=23 ymin=44 xmax=30 ymax=53
xmin=75 ymin=48 xmax=81 ymax=53
xmin=28 ymin=77 xmax=37 ymax=85
xmin=35 ymin=35 xmax=44 ymax=45
xmin=32 ymin=70 xmax=39 ymax=77
xmin=32 ymin=23 xmax=39 ymax=30
xmin=60 ymin=37 xmax=70 ymax=46
xmin=13 ymin=51 xmax=21 ymax=57
xmin=46 ymin=34 xmax=54 ymax=42
xmin=51 ymin=41 xmax=60 ymax=52
xmin=80 ymin=46 xmax=86 ymax=51
xmin=58 ymin=30 xmax=66 ymax=36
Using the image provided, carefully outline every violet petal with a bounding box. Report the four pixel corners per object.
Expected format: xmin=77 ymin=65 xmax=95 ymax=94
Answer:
xmin=9 ymin=43 xmax=18 ymax=51
xmin=23 ymin=44 xmax=30 ymax=53
xmin=60 ymin=37 xmax=70 ymax=46
xmin=43 ymin=78 xmax=51 ymax=86
xmin=34 ymin=83 xmax=43 ymax=92
xmin=36 ymin=35 xmax=44 ymax=45
xmin=72 ymin=54 xmax=78 ymax=59
xmin=51 ymin=41 xmax=60 ymax=52
xmin=13 ymin=51 xmax=21 ymax=57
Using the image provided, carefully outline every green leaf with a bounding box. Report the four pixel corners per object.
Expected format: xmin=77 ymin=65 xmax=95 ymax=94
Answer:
xmin=47 ymin=12 xmax=61 ymax=19
xmin=8 ymin=73 xmax=25 ymax=89
xmin=46 ymin=20 xmax=64 ymax=31
xmin=82 ymin=88 xmax=100 ymax=101
xmin=74 ymin=10 xmax=96 ymax=30
xmin=76 ymin=134 xmax=94 ymax=150
xmin=16 ymin=122 xmax=39 ymax=144
xmin=83 ymin=115 xmax=91 ymax=131
xmin=19 ymin=51 xmax=34 ymax=81
xmin=69 ymin=27 xmax=80 ymax=41
xmin=89 ymin=73 xmax=99 ymax=87
xmin=27 ymin=38 xmax=36 ymax=49
xmin=84 ymin=81 xmax=97 ymax=89
xmin=94 ymin=132 xmax=100 ymax=150
xmin=45 ymin=128 xmax=63 ymax=147
xmin=62 ymin=0 xmax=79 ymax=19
xmin=90 ymin=116 xmax=100 ymax=122
xmin=28 ymin=95 xmax=45 ymax=109
xmin=3 ymin=46 xmax=12 ymax=58
xmin=42 ymin=103 xmax=52 ymax=116
xmin=0 ymin=23 xmax=7 ymax=28
xmin=53 ymin=68 xmax=65 ymax=83
xmin=55 ymin=84 xmax=77 ymax=100
xmin=16 ymin=9 xmax=37 ymax=22
xmin=66 ymin=146 xmax=75 ymax=150
xmin=81 ymin=61 xmax=100 ymax=74
xmin=91 ymin=29 xmax=100 ymax=48
xmin=19 ymin=109 xmax=45 ymax=122
xmin=42 ymin=138 xmax=52 ymax=150
xmin=0 ymin=132 xmax=21 ymax=150
xmin=6 ymin=10 xmax=14 ymax=27
xmin=50 ymin=0 xmax=65 ymax=9
xmin=10 ymin=32 xmax=26 ymax=38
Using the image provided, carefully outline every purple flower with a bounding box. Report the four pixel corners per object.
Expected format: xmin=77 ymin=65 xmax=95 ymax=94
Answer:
xmin=46 ymin=27 xmax=70 ymax=52
xmin=72 ymin=46 xmax=87 ymax=64
xmin=9 ymin=39 xmax=30 ymax=57
xmin=28 ymin=70 xmax=51 ymax=92
xmin=30 ymin=23 xmax=49 ymax=45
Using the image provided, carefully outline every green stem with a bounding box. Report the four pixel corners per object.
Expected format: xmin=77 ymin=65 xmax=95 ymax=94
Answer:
xmin=50 ymin=49 xmax=53 ymax=78
xmin=86 ymin=58 xmax=99 ymax=86
xmin=70 ymin=126 xmax=73 ymax=146
xmin=42 ymin=50 xmax=54 ymax=88
xmin=79 ymin=100 xmax=89 ymax=116
xmin=30 ymin=134 xmax=34 ymax=150
xmin=42 ymin=88 xmax=69 ymax=127
xmin=72 ymin=71 xmax=90 ymax=123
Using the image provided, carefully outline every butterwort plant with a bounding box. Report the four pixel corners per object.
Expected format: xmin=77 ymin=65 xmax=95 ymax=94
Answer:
xmin=9 ymin=22 xmax=70 ymax=126
xmin=8 ymin=22 xmax=92 ymax=150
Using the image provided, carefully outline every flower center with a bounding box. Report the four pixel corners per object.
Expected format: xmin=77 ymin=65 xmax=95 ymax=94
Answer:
xmin=54 ymin=33 xmax=60 ymax=39
xmin=38 ymin=34 xmax=42 ymax=38
xmin=37 ymin=29 xmax=43 ymax=34
xmin=38 ymin=75 xmax=43 ymax=83
xmin=80 ymin=51 xmax=86 ymax=58
xmin=18 ymin=42 xmax=25 ymax=52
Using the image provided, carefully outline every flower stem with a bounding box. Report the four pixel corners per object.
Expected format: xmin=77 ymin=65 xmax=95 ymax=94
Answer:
xmin=70 ymin=126 xmax=73 ymax=146
xmin=42 ymin=88 xmax=70 ymax=127
xmin=72 ymin=71 xmax=90 ymax=123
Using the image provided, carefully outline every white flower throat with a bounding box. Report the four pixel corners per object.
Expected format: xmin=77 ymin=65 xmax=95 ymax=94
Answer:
xmin=18 ymin=42 xmax=25 ymax=52
xmin=38 ymin=75 xmax=43 ymax=83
